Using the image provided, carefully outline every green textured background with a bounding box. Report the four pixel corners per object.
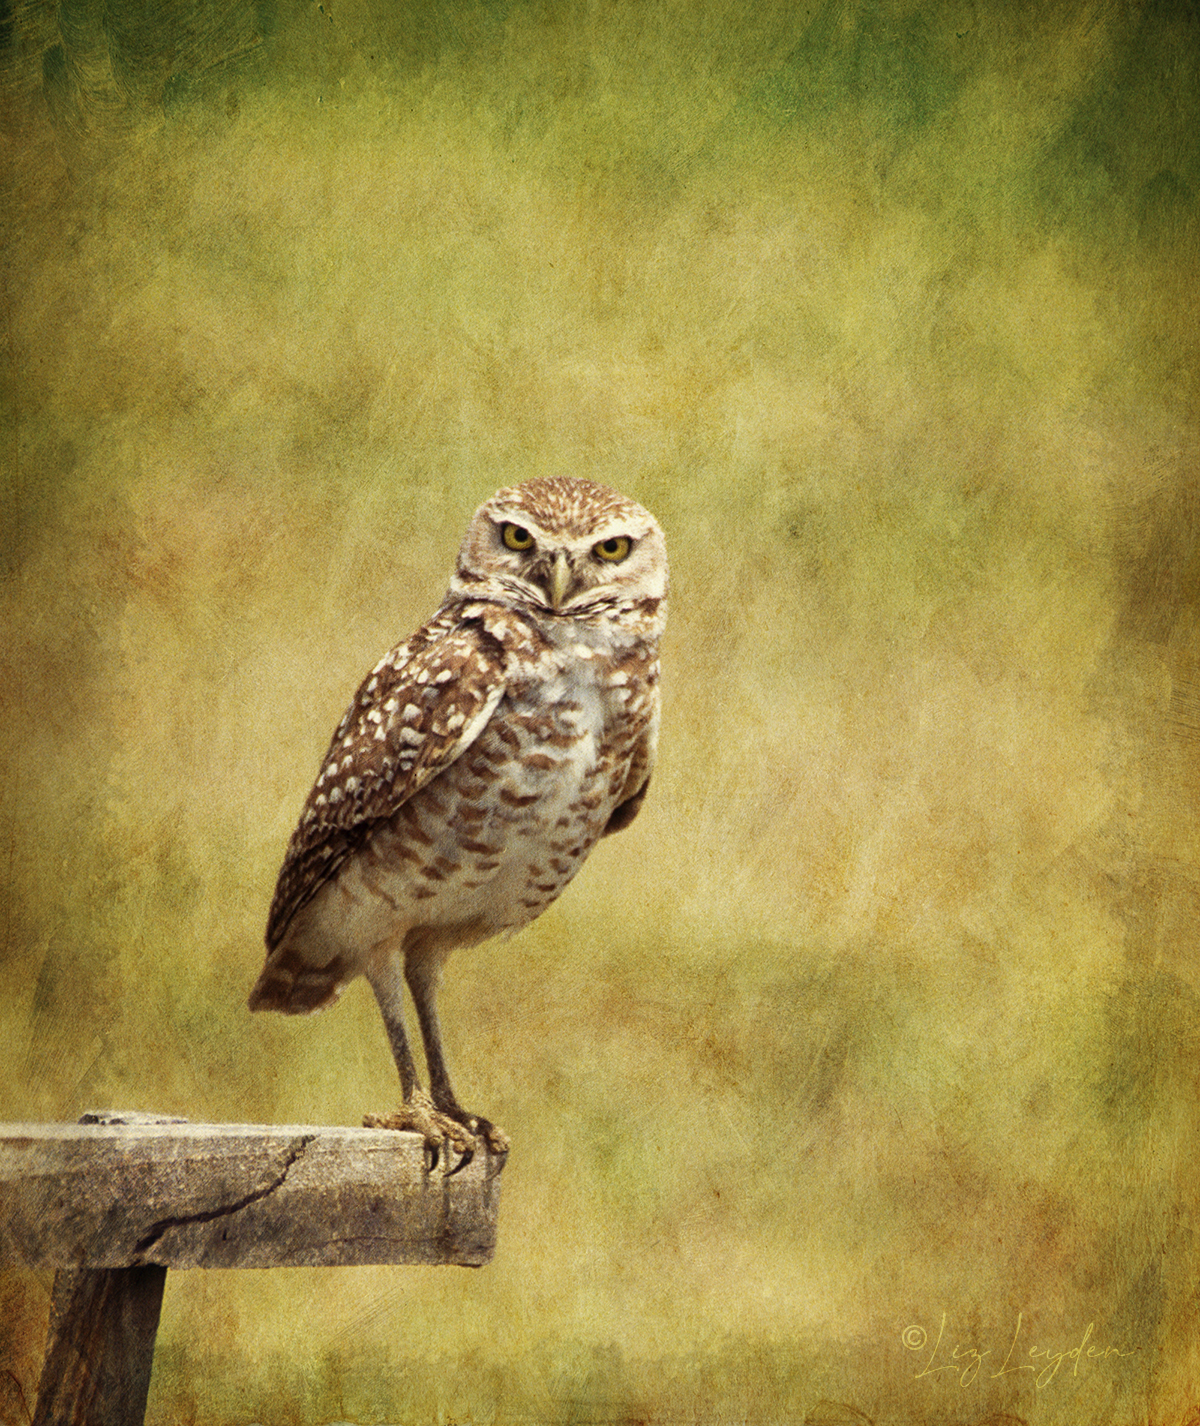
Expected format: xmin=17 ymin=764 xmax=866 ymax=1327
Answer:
xmin=2 ymin=2 xmax=1199 ymax=1423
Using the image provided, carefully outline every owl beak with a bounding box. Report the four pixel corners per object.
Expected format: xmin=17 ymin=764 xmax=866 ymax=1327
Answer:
xmin=548 ymin=551 xmax=572 ymax=611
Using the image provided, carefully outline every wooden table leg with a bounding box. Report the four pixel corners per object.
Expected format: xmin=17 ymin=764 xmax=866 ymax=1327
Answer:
xmin=32 ymin=1265 xmax=167 ymax=1426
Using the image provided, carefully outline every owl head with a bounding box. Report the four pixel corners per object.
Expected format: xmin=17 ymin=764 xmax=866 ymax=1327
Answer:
xmin=450 ymin=477 xmax=668 ymax=619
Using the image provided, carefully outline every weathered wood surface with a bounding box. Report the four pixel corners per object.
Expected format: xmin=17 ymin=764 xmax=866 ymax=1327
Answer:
xmin=31 ymin=1265 xmax=166 ymax=1426
xmin=0 ymin=1120 xmax=502 ymax=1270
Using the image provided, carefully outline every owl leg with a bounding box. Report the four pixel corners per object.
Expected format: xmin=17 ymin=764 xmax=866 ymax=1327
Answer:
xmin=361 ymin=954 xmax=477 ymax=1171
xmin=366 ymin=958 xmax=418 ymax=1097
xmin=404 ymin=952 xmax=510 ymax=1161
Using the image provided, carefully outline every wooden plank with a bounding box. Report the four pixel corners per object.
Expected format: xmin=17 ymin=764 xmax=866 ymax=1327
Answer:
xmin=0 ymin=1121 xmax=502 ymax=1270
xmin=31 ymin=1265 xmax=166 ymax=1426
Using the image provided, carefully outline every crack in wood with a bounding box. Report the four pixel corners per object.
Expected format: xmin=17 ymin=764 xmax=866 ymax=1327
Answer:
xmin=132 ymin=1134 xmax=316 ymax=1257
xmin=1 ymin=1121 xmax=499 ymax=1271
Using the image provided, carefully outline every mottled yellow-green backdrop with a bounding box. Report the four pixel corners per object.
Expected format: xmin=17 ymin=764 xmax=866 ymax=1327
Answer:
xmin=2 ymin=2 xmax=1199 ymax=1422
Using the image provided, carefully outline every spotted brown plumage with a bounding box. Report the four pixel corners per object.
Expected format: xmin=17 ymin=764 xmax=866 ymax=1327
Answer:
xmin=249 ymin=477 xmax=668 ymax=1168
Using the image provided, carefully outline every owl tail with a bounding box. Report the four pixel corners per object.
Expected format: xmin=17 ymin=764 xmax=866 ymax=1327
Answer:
xmin=247 ymin=940 xmax=350 ymax=1015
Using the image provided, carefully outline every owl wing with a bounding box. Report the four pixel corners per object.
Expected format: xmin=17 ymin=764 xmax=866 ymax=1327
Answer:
xmin=602 ymin=710 xmax=658 ymax=837
xmin=264 ymin=613 xmax=507 ymax=950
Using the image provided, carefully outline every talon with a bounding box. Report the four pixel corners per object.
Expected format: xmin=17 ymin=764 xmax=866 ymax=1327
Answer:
xmin=445 ymin=1143 xmax=474 ymax=1176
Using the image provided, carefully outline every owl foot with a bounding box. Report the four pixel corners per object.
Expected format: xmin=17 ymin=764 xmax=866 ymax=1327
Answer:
xmin=433 ymin=1115 xmax=508 ymax=1176
xmin=460 ymin=1114 xmax=510 ymax=1157
xmin=363 ymin=1090 xmax=507 ymax=1174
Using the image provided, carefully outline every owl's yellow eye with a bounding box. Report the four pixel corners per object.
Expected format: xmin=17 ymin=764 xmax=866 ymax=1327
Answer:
xmin=502 ymin=523 xmax=535 ymax=552
xmin=593 ymin=536 xmax=632 ymax=563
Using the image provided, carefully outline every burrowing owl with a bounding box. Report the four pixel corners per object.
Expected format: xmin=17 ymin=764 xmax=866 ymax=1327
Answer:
xmin=249 ymin=477 xmax=667 ymax=1167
